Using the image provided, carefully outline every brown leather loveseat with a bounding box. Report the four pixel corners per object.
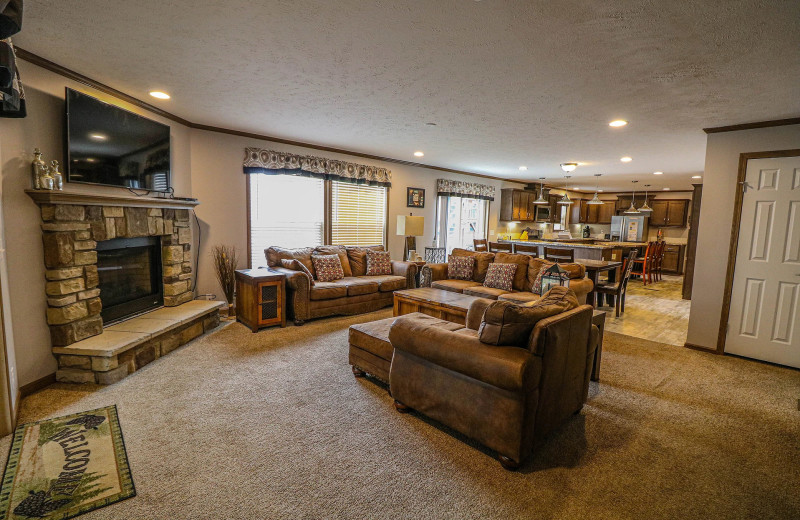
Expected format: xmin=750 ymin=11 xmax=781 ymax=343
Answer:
xmin=266 ymin=245 xmax=417 ymax=325
xmin=420 ymin=248 xmax=594 ymax=304
xmin=388 ymin=287 xmax=599 ymax=469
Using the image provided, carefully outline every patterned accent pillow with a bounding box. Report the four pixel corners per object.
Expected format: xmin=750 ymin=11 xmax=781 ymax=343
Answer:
xmin=365 ymin=249 xmax=392 ymax=276
xmin=532 ymin=261 xmax=555 ymax=295
xmin=280 ymin=258 xmax=315 ymax=286
xmin=483 ymin=263 xmax=518 ymax=291
xmin=447 ymin=255 xmax=475 ymax=280
xmin=311 ymin=254 xmax=344 ymax=282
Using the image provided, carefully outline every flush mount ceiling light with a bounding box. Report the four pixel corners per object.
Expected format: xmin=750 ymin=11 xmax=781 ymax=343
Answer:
xmin=609 ymin=120 xmax=628 ymax=127
xmin=692 ymin=175 xmax=702 ymax=179
xmin=519 ymin=166 xmax=528 ymax=171
xmin=624 ymin=180 xmax=641 ymax=214
xmin=557 ymin=175 xmax=574 ymax=205
xmin=587 ymin=174 xmax=604 ymax=205
xmin=89 ymin=133 xmax=107 ymax=141
xmin=653 ymin=171 xmax=663 ymax=175
xmin=149 ymin=91 xmax=170 ymax=100
xmin=639 ymin=185 xmax=653 ymax=213
xmin=413 ymin=151 xmax=424 ymax=157
xmin=620 ymin=156 xmax=633 ymax=163
xmin=560 ymin=162 xmax=578 ymax=172
xmin=532 ymin=177 xmax=548 ymax=205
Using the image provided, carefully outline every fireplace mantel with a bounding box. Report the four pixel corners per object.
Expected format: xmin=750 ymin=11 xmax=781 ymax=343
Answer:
xmin=25 ymin=189 xmax=200 ymax=210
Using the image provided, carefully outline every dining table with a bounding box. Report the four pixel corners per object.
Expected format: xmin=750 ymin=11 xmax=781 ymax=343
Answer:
xmin=578 ymin=259 xmax=623 ymax=307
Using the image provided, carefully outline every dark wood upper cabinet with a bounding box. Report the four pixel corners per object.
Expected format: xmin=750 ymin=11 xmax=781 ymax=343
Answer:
xmin=500 ymin=188 xmax=539 ymax=222
xmin=597 ymin=203 xmax=614 ymax=224
xmin=649 ymin=199 xmax=689 ymax=227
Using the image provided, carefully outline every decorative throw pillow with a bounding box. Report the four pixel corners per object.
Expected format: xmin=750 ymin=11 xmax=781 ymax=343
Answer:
xmin=447 ymin=255 xmax=475 ymax=280
xmin=311 ymin=254 xmax=344 ymax=282
xmin=478 ymin=286 xmax=579 ymax=346
xmin=483 ymin=263 xmax=518 ymax=291
xmin=365 ymin=249 xmax=392 ymax=275
xmin=280 ymin=258 xmax=315 ymax=286
xmin=531 ymin=261 xmax=555 ymax=295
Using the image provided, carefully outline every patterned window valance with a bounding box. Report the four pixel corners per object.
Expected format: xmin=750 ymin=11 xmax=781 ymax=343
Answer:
xmin=436 ymin=179 xmax=495 ymax=201
xmin=243 ymin=148 xmax=392 ymax=187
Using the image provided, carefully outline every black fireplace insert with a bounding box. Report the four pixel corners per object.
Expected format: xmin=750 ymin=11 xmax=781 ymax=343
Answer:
xmin=97 ymin=236 xmax=163 ymax=324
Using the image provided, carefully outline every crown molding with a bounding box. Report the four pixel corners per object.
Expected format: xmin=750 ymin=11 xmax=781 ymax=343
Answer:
xmin=703 ymin=117 xmax=800 ymax=134
xmin=16 ymin=48 xmax=527 ymax=186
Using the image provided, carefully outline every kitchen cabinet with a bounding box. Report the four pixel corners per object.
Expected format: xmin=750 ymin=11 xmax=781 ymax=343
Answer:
xmin=570 ymin=199 xmax=584 ymax=224
xmin=661 ymin=243 xmax=686 ymax=274
xmin=614 ymin=195 xmax=655 ymax=216
xmin=549 ymin=194 xmax=562 ymax=223
xmin=597 ymin=202 xmax=615 ymax=224
xmin=500 ymin=189 xmax=539 ymax=222
xmin=649 ymin=200 xmax=689 ymax=227
xmin=574 ymin=200 xmax=605 ymax=224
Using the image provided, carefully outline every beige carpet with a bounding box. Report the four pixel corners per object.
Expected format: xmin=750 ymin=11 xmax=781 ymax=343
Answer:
xmin=4 ymin=310 xmax=799 ymax=519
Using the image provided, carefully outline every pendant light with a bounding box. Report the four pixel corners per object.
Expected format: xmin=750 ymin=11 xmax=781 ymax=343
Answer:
xmin=639 ymin=184 xmax=653 ymax=213
xmin=532 ymin=177 xmax=548 ymax=205
xmin=587 ymin=174 xmax=604 ymax=205
xmin=624 ymin=180 xmax=641 ymax=214
xmin=557 ymin=175 xmax=573 ymax=205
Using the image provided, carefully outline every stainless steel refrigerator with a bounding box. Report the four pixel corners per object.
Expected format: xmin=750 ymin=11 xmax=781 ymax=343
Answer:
xmin=610 ymin=215 xmax=649 ymax=242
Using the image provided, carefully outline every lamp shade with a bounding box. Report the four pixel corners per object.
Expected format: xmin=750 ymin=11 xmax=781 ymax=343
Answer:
xmin=397 ymin=215 xmax=424 ymax=236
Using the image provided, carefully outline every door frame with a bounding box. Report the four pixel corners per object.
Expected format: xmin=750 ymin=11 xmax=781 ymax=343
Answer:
xmin=717 ymin=149 xmax=800 ymax=354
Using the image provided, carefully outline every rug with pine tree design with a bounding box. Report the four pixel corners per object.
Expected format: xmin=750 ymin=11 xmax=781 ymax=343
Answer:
xmin=0 ymin=405 xmax=135 ymax=519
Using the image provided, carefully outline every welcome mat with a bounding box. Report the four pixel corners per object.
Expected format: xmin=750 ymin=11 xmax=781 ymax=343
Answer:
xmin=0 ymin=406 xmax=135 ymax=520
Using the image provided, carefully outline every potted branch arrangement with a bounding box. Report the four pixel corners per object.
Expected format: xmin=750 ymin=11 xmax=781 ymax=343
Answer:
xmin=212 ymin=245 xmax=238 ymax=319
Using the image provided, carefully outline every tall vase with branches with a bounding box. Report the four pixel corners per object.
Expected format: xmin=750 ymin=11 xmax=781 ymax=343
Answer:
xmin=212 ymin=245 xmax=238 ymax=318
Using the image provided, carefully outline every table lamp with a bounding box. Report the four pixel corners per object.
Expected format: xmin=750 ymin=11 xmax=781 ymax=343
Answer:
xmin=397 ymin=215 xmax=425 ymax=261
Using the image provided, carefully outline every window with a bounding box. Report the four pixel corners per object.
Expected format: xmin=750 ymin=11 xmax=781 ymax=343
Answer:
xmin=436 ymin=195 xmax=488 ymax=252
xmin=331 ymin=181 xmax=387 ymax=246
xmin=249 ymin=174 xmax=324 ymax=268
xmin=248 ymin=175 xmax=387 ymax=267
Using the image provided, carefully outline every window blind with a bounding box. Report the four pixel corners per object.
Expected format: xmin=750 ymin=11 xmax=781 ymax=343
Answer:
xmin=249 ymin=174 xmax=324 ymax=267
xmin=330 ymin=181 xmax=387 ymax=246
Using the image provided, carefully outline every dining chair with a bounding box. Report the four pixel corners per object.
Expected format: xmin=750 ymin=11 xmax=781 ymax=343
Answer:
xmin=488 ymin=241 xmax=512 ymax=253
xmin=595 ymin=250 xmax=637 ymax=317
xmin=512 ymin=243 xmax=539 ymax=257
xmin=473 ymin=239 xmax=489 ymax=252
xmin=544 ymin=247 xmax=575 ymax=263
xmin=653 ymin=241 xmax=666 ymax=282
xmin=631 ymin=242 xmax=656 ymax=286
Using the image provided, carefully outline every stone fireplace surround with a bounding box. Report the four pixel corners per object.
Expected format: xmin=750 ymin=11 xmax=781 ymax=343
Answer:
xmin=27 ymin=190 xmax=223 ymax=384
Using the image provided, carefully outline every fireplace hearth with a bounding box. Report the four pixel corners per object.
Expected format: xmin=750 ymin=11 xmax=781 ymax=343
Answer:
xmin=97 ymin=236 xmax=164 ymax=324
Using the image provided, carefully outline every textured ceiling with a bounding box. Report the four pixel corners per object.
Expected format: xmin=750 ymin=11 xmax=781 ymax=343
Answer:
xmin=15 ymin=1 xmax=800 ymax=190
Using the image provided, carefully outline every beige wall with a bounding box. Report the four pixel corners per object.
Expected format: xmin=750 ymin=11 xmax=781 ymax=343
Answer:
xmin=189 ymin=129 xmax=525 ymax=299
xmin=686 ymin=124 xmax=800 ymax=350
xmin=0 ymin=62 xmax=193 ymax=386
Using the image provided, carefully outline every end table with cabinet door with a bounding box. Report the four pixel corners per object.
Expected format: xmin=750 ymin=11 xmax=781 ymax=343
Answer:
xmin=235 ymin=268 xmax=286 ymax=332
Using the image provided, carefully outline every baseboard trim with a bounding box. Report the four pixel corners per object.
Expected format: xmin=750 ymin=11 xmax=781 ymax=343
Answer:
xmin=683 ymin=342 xmax=720 ymax=354
xmin=20 ymin=373 xmax=56 ymax=397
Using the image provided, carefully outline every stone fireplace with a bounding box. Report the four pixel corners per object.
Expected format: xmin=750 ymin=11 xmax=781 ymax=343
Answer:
xmin=27 ymin=190 xmax=223 ymax=384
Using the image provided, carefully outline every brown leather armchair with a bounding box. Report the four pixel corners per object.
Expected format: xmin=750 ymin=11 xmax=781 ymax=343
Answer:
xmin=388 ymin=298 xmax=598 ymax=469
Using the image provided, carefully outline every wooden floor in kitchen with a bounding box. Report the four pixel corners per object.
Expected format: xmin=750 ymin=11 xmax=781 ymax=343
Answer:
xmin=596 ymin=274 xmax=690 ymax=347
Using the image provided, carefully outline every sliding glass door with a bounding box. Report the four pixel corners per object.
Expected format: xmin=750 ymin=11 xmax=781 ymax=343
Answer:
xmin=438 ymin=196 xmax=488 ymax=252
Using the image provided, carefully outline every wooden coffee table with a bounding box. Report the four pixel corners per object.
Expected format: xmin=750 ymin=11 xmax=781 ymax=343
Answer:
xmin=393 ymin=288 xmax=490 ymax=326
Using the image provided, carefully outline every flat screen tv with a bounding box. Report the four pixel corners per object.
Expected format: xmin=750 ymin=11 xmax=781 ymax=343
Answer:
xmin=65 ymin=88 xmax=171 ymax=191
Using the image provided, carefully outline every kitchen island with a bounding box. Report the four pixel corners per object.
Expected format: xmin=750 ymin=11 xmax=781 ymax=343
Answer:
xmin=497 ymin=239 xmax=647 ymax=261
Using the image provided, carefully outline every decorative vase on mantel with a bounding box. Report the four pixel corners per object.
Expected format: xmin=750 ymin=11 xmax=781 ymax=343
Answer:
xmin=30 ymin=148 xmax=48 ymax=190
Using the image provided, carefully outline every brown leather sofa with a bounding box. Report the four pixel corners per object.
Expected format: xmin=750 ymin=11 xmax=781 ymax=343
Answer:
xmin=388 ymin=293 xmax=599 ymax=469
xmin=420 ymin=248 xmax=594 ymax=304
xmin=265 ymin=245 xmax=417 ymax=325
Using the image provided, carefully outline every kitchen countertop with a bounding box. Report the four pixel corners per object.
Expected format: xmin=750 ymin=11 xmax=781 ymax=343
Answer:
xmin=498 ymin=239 xmax=648 ymax=250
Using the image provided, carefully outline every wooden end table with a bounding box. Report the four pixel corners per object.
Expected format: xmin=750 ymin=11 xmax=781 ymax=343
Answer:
xmin=235 ymin=268 xmax=286 ymax=332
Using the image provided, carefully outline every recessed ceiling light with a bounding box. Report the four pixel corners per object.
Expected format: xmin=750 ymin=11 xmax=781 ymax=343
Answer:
xmin=413 ymin=151 xmax=424 ymax=157
xmin=598 ymin=189 xmax=604 ymax=192
xmin=609 ymin=120 xmax=628 ymax=127
xmin=620 ymin=157 xmax=632 ymax=163
xmin=149 ymin=91 xmax=170 ymax=100
xmin=519 ymin=166 xmax=528 ymax=171
xmin=89 ymin=133 xmax=107 ymax=141
xmin=653 ymin=171 xmax=663 ymax=175
xmin=692 ymin=175 xmax=702 ymax=179
xmin=663 ymin=187 xmax=671 ymax=191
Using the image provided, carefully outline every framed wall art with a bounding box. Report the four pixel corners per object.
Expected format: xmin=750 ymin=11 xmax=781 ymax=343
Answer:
xmin=407 ymin=187 xmax=425 ymax=208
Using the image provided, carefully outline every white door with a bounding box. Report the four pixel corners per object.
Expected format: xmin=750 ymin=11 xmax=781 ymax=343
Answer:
xmin=727 ymin=156 xmax=800 ymax=368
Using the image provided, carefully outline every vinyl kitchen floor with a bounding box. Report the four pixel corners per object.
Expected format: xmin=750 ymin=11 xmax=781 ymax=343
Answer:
xmin=597 ymin=274 xmax=690 ymax=347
